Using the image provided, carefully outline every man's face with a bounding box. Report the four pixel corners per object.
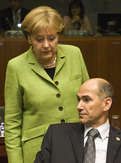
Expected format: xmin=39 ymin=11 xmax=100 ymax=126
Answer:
xmin=77 ymin=80 xmax=107 ymax=128
xmin=10 ymin=0 xmax=21 ymax=11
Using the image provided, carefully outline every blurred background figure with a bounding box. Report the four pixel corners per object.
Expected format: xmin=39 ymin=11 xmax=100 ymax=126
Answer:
xmin=63 ymin=0 xmax=92 ymax=34
xmin=0 ymin=0 xmax=30 ymax=31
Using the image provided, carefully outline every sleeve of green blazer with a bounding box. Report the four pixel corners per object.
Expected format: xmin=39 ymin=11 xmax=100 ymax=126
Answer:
xmin=4 ymin=44 xmax=89 ymax=163
xmin=5 ymin=60 xmax=23 ymax=163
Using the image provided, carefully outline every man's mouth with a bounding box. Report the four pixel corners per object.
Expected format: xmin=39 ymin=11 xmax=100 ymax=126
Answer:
xmin=79 ymin=113 xmax=87 ymax=116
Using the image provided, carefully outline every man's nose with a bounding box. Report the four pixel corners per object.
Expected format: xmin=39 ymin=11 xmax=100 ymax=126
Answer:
xmin=77 ymin=101 xmax=84 ymax=110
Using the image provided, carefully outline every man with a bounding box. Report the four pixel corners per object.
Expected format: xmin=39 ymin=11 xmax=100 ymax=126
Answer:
xmin=0 ymin=0 xmax=29 ymax=31
xmin=34 ymin=78 xmax=121 ymax=163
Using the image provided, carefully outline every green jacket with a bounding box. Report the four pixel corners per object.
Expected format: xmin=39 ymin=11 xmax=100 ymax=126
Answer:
xmin=5 ymin=44 xmax=89 ymax=163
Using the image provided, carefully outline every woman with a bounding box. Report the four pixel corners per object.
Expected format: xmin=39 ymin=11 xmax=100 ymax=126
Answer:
xmin=5 ymin=6 xmax=89 ymax=163
xmin=63 ymin=0 xmax=92 ymax=34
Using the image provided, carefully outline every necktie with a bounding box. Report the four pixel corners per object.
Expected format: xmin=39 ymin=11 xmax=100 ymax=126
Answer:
xmin=13 ymin=11 xmax=18 ymax=29
xmin=83 ymin=128 xmax=99 ymax=163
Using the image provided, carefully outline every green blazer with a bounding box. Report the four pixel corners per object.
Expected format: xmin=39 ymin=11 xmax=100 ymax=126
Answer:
xmin=5 ymin=44 xmax=89 ymax=163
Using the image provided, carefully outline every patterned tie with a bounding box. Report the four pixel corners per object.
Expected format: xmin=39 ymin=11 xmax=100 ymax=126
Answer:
xmin=83 ymin=128 xmax=99 ymax=163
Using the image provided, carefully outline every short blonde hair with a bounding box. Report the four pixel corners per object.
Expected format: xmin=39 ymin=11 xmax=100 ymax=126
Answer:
xmin=21 ymin=6 xmax=65 ymax=40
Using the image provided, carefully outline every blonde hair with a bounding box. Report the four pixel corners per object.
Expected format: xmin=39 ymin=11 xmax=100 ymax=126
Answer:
xmin=21 ymin=6 xmax=65 ymax=40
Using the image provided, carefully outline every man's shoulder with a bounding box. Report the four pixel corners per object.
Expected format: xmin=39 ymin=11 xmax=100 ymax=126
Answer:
xmin=21 ymin=7 xmax=30 ymax=14
xmin=0 ymin=7 xmax=11 ymax=15
xmin=49 ymin=123 xmax=82 ymax=131
xmin=51 ymin=122 xmax=79 ymax=126
xmin=110 ymin=126 xmax=121 ymax=134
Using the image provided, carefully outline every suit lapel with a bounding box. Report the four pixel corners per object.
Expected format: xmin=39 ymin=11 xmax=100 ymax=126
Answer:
xmin=106 ymin=126 xmax=121 ymax=163
xmin=70 ymin=124 xmax=84 ymax=163
xmin=6 ymin=8 xmax=13 ymax=25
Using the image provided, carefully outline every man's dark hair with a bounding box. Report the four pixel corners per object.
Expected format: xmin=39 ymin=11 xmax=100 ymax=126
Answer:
xmin=98 ymin=80 xmax=114 ymax=109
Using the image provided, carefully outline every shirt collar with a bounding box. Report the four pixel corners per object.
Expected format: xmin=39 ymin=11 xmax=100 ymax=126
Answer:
xmin=12 ymin=8 xmax=21 ymax=14
xmin=84 ymin=119 xmax=110 ymax=140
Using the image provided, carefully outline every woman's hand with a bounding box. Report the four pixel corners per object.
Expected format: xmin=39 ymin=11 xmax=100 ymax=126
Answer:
xmin=71 ymin=16 xmax=82 ymax=24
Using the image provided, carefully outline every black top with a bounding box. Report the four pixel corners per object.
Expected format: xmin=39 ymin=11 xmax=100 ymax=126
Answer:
xmin=44 ymin=67 xmax=55 ymax=80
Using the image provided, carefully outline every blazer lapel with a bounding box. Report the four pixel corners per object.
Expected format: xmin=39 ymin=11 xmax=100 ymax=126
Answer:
xmin=28 ymin=47 xmax=54 ymax=83
xmin=106 ymin=126 xmax=121 ymax=163
xmin=70 ymin=124 xmax=84 ymax=163
xmin=28 ymin=46 xmax=65 ymax=83
xmin=54 ymin=45 xmax=65 ymax=78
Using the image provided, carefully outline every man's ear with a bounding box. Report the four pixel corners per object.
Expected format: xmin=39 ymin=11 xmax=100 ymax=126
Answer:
xmin=103 ymin=97 xmax=112 ymax=111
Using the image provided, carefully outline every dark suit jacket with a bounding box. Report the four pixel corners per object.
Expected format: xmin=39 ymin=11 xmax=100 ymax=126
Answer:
xmin=0 ymin=7 xmax=30 ymax=30
xmin=34 ymin=123 xmax=121 ymax=163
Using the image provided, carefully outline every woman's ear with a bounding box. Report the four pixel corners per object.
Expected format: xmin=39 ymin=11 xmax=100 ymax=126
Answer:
xmin=103 ymin=97 xmax=112 ymax=112
xmin=28 ymin=35 xmax=32 ymax=44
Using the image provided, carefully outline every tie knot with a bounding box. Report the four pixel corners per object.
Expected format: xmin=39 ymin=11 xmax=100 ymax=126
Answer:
xmin=88 ymin=128 xmax=99 ymax=138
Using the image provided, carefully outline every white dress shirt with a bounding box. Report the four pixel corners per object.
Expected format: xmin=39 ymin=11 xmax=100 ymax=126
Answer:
xmin=84 ymin=120 xmax=110 ymax=163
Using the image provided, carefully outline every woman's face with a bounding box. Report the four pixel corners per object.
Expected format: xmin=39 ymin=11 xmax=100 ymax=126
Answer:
xmin=71 ymin=5 xmax=81 ymax=17
xmin=28 ymin=29 xmax=59 ymax=64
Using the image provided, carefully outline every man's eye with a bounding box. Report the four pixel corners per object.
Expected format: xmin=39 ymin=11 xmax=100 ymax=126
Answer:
xmin=77 ymin=96 xmax=80 ymax=102
xmin=84 ymin=98 xmax=90 ymax=102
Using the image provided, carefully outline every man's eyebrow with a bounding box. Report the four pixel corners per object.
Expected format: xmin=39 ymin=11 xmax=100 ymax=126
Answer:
xmin=77 ymin=95 xmax=90 ymax=100
xmin=82 ymin=95 xmax=90 ymax=98
xmin=77 ymin=95 xmax=80 ymax=100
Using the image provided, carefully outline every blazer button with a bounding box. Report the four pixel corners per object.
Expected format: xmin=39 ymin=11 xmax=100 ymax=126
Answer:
xmin=55 ymin=81 xmax=59 ymax=85
xmin=61 ymin=119 xmax=65 ymax=123
xmin=58 ymin=107 xmax=63 ymax=111
xmin=56 ymin=94 xmax=61 ymax=98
